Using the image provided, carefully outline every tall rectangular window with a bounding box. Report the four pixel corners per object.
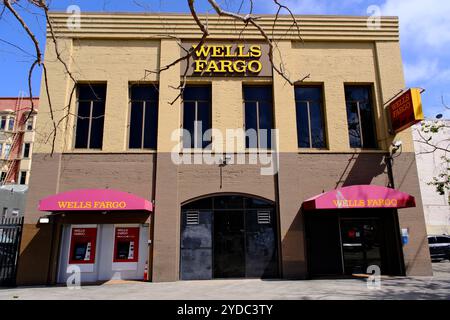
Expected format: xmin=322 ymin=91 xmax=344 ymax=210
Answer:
xmin=243 ymin=86 xmax=274 ymax=149
xmin=19 ymin=171 xmax=27 ymax=185
xmin=295 ymin=86 xmax=326 ymax=149
xmin=8 ymin=117 xmax=14 ymax=131
xmin=345 ymin=86 xmax=377 ymax=149
xmin=0 ymin=116 xmax=6 ymax=130
xmin=26 ymin=116 xmax=35 ymax=131
xmin=23 ymin=143 xmax=31 ymax=158
xmin=4 ymin=144 xmax=11 ymax=159
xmin=129 ymin=84 xmax=159 ymax=149
xmin=75 ymin=84 xmax=107 ymax=149
xmin=182 ymin=86 xmax=212 ymax=149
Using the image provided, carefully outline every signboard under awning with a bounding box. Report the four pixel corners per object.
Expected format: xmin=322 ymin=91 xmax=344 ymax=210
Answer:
xmin=388 ymin=88 xmax=424 ymax=134
xmin=302 ymin=185 xmax=416 ymax=211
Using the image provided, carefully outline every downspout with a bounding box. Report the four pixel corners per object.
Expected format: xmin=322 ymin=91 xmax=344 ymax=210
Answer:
xmin=148 ymin=151 xmax=157 ymax=281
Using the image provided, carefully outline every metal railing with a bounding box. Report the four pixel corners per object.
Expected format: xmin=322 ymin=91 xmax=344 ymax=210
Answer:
xmin=0 ymin=217 xmax=24 ymax=287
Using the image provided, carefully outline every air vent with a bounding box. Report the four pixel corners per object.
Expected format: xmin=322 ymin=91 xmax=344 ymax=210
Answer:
xmin=257 ymin=211 xmax=271 ymax=224
xmin=186 ymin=211 xmax=200 ymax=225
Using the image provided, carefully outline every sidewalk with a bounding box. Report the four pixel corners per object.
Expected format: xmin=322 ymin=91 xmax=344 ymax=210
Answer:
xmin=1 ymin=263 xmax=449 ymax=300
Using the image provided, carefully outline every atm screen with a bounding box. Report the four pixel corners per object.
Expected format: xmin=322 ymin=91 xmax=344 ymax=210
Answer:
xmin=72 ymin=242 xmax=88 ymax=261
xmin=116 ymin=241 xmax=131 ymax=260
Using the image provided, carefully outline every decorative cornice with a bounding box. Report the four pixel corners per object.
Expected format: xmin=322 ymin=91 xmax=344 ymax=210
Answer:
xmin=47 ymin=12 xmax=399 ymax=42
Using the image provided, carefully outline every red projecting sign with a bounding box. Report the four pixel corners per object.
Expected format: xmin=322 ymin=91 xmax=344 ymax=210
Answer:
xmin=388 ymin=88 xmax=424 ymax=134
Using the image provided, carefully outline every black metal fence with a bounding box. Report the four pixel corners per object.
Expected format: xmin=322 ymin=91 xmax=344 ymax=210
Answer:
xmin=0 ymin=217 xmax=23 ymax=287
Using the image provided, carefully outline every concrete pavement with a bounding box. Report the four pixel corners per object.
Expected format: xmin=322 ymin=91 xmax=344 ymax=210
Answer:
xmin=1 ymin=263 xmax=449 ymax=300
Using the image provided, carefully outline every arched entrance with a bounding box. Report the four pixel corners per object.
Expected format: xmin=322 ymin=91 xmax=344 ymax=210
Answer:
xmin=180 ymin=194 xmax=279 ymax=280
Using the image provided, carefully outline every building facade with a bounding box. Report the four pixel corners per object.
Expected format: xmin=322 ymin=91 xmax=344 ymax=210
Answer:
xmin=0 ymin=97 xmax=38 ymax=186
xmin=413 ymin=120 xmax=450 ymax=235
xmin=17 ymin=12 xmax=432 ymax=285
xmin=0 ymin=185 xmax=28 ymax=219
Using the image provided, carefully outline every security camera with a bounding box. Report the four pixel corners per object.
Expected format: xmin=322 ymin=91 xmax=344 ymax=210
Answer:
xmin=391 ymin=141 xmax=403 ymax=155
xmin=392 ymin=141 xmax=403 ymax=148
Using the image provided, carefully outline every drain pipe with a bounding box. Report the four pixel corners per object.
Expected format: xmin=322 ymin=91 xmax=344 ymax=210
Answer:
xmin=148 ymin=152 xmax=158 ymax=282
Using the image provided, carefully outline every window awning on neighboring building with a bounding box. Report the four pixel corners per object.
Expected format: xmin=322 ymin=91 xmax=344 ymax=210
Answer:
xmin=38 ymin=189 xmax=153 ymax=212
xmin=302 ymin=185 xmax=416 ymax=211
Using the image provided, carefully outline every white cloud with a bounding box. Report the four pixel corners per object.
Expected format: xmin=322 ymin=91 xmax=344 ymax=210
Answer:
xmin=404 ymin=59 xmax=439 ymax=84
xmin=382 ymin=0 xmax=450 ymax=48
xmin=403 ymin=59 xmax=450 ymax=88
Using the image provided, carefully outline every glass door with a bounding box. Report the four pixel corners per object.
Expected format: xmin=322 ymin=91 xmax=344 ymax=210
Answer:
xmin=340 ymin=218 xmax=382 ymax=275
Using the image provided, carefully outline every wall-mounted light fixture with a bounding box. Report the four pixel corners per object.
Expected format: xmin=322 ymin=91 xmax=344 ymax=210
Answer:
xmin=38 ymin=217 xmax=50 ymax=224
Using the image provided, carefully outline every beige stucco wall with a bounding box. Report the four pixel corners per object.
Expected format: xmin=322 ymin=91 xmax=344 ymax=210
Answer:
xmin=32 ymin=13 xmax=414 ymax=156
xmin=34 ymin=38 xmax=414 ymax=155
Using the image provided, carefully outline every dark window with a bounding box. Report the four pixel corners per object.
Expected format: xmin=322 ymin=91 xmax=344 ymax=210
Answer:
xmin=75 ymin=84 xmax=107 ymax=149
xmin=23 ymin=143 xmax=31 ymax=158
xmin=243 ymin=86 xmax=274 ymax=149
xmin=129 ymin=84 xmax=159 ymax=149
xmin=182 ymin=86 xmax=212 ymax=149
xmin=428 ymin=237 xmax=436 ymax=244
xmin=0 ymin=172 xmax=6 ymax=183
xmin=295 ymin=86 xmax=326 ymax=148
xmin=345 ymin=86 xmax=377 ymax=149
xmin=182 ymin=197 xmax=213 ymax=210
xmin=0 ymin=116 xmax=6 ymax=130
xmin=8 ymin=117 xmax=14 ymax=131
xmin=19 ymin=171 xmax=27 ymax=185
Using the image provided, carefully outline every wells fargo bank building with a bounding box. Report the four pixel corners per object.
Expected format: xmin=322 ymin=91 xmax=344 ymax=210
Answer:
xmin=17 ymin=12 xmax=433 ymax=285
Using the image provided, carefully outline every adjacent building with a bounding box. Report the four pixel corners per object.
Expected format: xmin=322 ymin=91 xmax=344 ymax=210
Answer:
xmin=17 ymin=12 xmax=432 ymax=285
xmin=413 ymin=120 xmax=450 ymax=235
xmin=0 ymin=97 xmax=37 ymax=220
xmin=0 ymin=97 xmax=38 ymax=186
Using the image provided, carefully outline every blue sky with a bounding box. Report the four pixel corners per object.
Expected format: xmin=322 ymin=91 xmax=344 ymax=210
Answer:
xmin=0 ymin=0 xmax=449 ymax=118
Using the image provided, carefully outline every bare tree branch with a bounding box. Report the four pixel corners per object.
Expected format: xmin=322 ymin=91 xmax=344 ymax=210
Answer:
xmin=442 ymin=95 xmax=450 ymax=110
xmin=145 ymin=0 xmax=210 ymax=105
xmin=207 ymin=0 xmax=306 ymax=85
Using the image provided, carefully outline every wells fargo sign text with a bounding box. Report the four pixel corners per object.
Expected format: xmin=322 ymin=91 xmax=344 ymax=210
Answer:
xmin=333 ymin=198 xmax=400 ymax=209
xmin=182 ymin=43 xmax=271 ymax=77
xmin=388 ymin=88 xmax=424 ymax=134
xmin=57 ymin=201 xmax=127 ymax=210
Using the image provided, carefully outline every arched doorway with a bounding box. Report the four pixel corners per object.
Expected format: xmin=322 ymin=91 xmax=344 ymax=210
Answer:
xmin=180 ymin=194 xmax=279 ymax=280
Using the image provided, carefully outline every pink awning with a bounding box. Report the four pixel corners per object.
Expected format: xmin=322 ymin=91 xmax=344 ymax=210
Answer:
xmin=38 ymin=189 xmax=153 ymax=212
xmin=302 ymin=185 xmax=416 ymax=211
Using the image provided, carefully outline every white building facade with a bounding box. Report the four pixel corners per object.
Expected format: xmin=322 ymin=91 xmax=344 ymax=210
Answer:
xmin=413 ymin=120 xmax=450 ymax=235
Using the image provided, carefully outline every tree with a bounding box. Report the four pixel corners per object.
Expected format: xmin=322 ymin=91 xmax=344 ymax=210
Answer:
xmin=1 ymin=0 xmax=308 ymax=154
xmin=414 ymin=97 xmax=450 ymax=204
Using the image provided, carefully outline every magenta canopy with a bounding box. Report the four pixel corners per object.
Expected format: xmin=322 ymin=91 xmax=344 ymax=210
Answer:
xmin=38 ymin=189 xmax=153 ymax=212
xmin=302 ymin=185 xmax=416 ymax=211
